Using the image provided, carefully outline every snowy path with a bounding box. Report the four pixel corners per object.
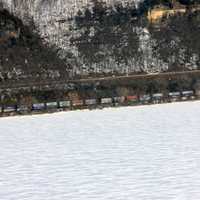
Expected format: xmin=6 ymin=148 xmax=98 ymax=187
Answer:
xmin=0 ymin=102 xmax=200 ymax=199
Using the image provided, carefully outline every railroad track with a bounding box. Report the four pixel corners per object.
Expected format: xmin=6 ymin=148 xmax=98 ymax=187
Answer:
xmin=1 ymin=70 xmax=200 ymax=90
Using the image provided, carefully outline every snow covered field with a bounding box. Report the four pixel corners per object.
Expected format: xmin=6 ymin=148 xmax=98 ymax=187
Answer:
xmin=0 ymin=101 xmax=200 ymax=200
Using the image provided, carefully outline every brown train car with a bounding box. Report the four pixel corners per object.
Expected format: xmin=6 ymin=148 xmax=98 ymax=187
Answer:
xmin=72 ymin=99 xmax=84 ymax=107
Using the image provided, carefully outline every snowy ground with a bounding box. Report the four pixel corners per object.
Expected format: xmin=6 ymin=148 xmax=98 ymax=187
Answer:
xmin=0 ymin=101 xmax=200 ymax=200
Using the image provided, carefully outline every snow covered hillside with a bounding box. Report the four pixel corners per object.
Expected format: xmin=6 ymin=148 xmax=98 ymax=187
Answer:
xmin=1 ymin=0 xmax=200 ymax=78
xmin=0 ymin=102 xmax=200 ymax=199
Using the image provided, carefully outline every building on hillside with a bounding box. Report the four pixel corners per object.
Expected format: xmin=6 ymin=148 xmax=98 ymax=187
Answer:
xmin=147 ymin=0 xmax=187 ymax=23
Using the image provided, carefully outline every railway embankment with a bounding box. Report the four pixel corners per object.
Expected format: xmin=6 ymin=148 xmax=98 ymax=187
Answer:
xmin=1 ymin=70 xmax=200 ymax=118
xmin=0 ymin=90 xmax=199 ymax=118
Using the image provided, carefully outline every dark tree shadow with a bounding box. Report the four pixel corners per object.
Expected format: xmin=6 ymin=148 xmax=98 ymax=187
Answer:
xmin=0 ymin=9 xmax=69 ymax=83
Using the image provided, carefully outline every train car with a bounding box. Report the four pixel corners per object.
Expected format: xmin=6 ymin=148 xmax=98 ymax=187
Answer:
xmin=72 ymin=99 xmax=84 ymax=107
xmin=32 ymin=103 xmax=46 ymax=111
xmin=168 ymin=92 xmax=181 ymax=102
xmin=101 ymin=98 xmax=113 ymax=105
xmin=195 ymin=89 xmax=200 ymax=98
xmin=85 ymin=99 xmax=97 ymax=106
xmin=181 ymin=91 xmax=195 ymax=101
xmin=152 ymin=93 xmax=163 ymax=104
xmin=126 ymin=95 xmax=138 ymax=104
xmin=139 ymin=94 xmax=151 ymax=104
xmin=17 ymin=105 xmax=30 ymax=113
xmin=113 ymin=96 xmax=125 ymax=105
xmin=59 ymin=100 xmax=71 ymax=109
xmin=3 ymin=105 xmax=17 ymax=113
xmin=46 ymin=102 xmax=58 ymax=109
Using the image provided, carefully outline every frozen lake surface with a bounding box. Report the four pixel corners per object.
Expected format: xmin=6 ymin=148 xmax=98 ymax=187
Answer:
xmin=0 ymin=102 xmax=200 ymax=200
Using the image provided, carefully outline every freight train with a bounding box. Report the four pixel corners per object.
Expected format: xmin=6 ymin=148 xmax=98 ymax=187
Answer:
xmin=0 ymin=90 xmax=197 ymax=115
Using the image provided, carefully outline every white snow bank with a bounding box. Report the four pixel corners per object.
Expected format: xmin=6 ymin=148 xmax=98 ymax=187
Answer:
xmin=0 ymin=101 xmax=200 ymax=200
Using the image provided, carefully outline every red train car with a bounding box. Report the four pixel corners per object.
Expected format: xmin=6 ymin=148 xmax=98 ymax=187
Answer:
xmin=126 ymin=95 xmax=138 ymax=103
